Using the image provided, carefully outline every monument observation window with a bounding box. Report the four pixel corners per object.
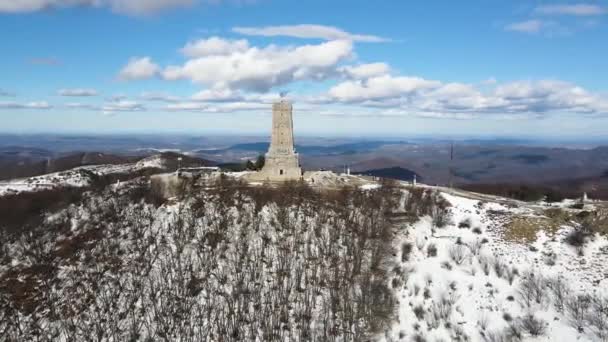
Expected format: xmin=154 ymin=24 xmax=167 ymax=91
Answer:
xmin=280 ymin=169 xmax=284 ymax=175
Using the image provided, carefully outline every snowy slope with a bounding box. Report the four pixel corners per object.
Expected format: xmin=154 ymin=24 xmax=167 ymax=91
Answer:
xmin=0 ymin=169 xmax=93 ymax=196
xmin=0 ymin=175 xmax=400 ymax=341
xmin=380 ymin=188 xmax=608 ymax=342
xmin=0 ymin=156 xmax=171 ymax=197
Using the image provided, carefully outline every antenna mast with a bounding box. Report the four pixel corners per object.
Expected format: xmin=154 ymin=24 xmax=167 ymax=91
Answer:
xmin=449 ymin=142 xmax=454 ymax=189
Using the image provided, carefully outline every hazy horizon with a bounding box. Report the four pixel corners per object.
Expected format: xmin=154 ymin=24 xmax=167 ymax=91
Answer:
xmin=2 ymin=132 xmax=608 ymax=150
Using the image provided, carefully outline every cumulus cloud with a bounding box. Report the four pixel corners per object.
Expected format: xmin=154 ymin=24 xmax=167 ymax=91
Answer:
xmin=109 ymin=0 xmax=195 ymax=15
xmin=65 ymin=103 xmax=99 ymax=110
xmin=327 ymin=76 xmax=608 ymax=118
xmin=507 ymin=4 xmax=605 ymax=36
xmin=181 ymin=37 xmax=249 ymax=57
xmin=0 ymin=0 xmax=196 ymax=15
xmin=0 ymin=0 xmax=68 ymax=13
xmin=414 ymin=83 xmax=507 ymax=113
xmin=163 ymin=39 xmax=353 ymax=92
xmin=535 ymin=4 xmax=606 ymax=16
xmin=63 ymin=98 xmax=146 ymax=115
xmin=166 ymin=101 xmax=267 ymax=113
xmin=140 ymin=92 xmax=180 ymax=102
xmin=414 ymin=111 xmax=477 ymax=120
xmin=112 ymin=32 xmax=608 ymax=119
xmin=232 ymin=24 xmax=390 ymax=42
xmin=58 ymin=88 xmax=98 ymax=96
xmin=505 ymin=20 xmax=545 ymax=33
xmin=166 ymin=102 xmax=209 ymax=112
xmin=118 ymin=57 xmax=160 ymax=80
xmin=328 ymin=75 xmax=441 ymax=102
xmin=0 ymin=101 xmax=51 ymax=109
xmin=108 ymin=94 xmax=128 ymax=101
xmin=339 ymin=63 xmax=390 ymax=79
xmin=492 ymin=80 xmax=608 ymax=113
xmin=102 ymin=100 xmax=145 ymax=114
xmin=216 ymin=101 xmax=268 ymax=112
xmin=481 ymin=77 xmax=497 ymax=85
xmin=191 ymin=88 xmax=244 ymax=102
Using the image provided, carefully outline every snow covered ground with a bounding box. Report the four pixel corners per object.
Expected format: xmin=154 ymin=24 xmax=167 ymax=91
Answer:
xmin=380 ymin=188 xmax=608 ymax=342
xmin=2 ymin=165 xmax=607 ymax=341
xmin=0 ymin=174 xmax=400 ymax=341
xmin=0 ymin=169 xmax=93 ymax=196
xmin=0 ymin=155 xmax=171 ymax=197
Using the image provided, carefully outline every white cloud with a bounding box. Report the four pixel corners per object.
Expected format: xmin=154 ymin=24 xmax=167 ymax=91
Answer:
xmin=0 ymin=0 xmax=73 ymax=13
xmin=233 ymin=24 xmax=390 ymax=42
xmin=216 ymin=101 xmax=267 ymax=112
xmin=242 ymin=92 xmax=281 ymax=104
xmin=481 ymin=77 xmax=497 ymax=85
xmin=414 ymin=112 xmax=476 ymax=120
xmin=492 ymin=80 xmax=607 ymax=113
xmin=65 ymin=103 xmax=99 ymax=110
xmin=328 ymin=75 xmax=441 ymax=102
xmin=339 ymin=63 xmax=390 ymax=79
xmin=0 ymin=101 xmax=51 ymax=109
xmin=140 ymin=92 xmax=180 ymax=102
xmin=191 ymin=88 xmax=243 ymax=102
xmin=181 ymin=37 xmax=249 ymax=57
xmin=506 ymin=4 xmax=605 ymax=36
xmin=163 ymin=39 xmax=353 ymax=92
xmin=325 ymin=74 xmax=608 ymax=118
xmin=108 ymin=0 xmax=195 ymax=16
xmin=109 ymin=29 xmax=608 ymax=119
xmin=102 ymin=100 xmax=145 ymax=114
xmin=118 ymin=57 xmax=160 ymax=80
xmin=0 ymin=0 xmax=196 ymax=15
xmin=535 ymin=4 xmax=606 ymax=16
xmin=415 ymin=83 xmax=507 ymax=113
xmin=58 ymin=88 xmax=98 ymax=96
xmin=108 ymin=94 xmax=128 ymax=101
xmin=65 ymin=99 xmax=152 ymax=113
xmin=166 ymin=102 xmax=209 ymax=111
xmin=505 ymin=20 xmax=544 ymax=33
xmin=450 ymin=81 xmax=591 ymax=114
xmin=166 ymin=101 xmax=267 ymax=113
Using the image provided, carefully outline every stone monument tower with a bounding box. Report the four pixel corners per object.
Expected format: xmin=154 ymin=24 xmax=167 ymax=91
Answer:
xmin=260 ymin=99 xmax=302 ymax=180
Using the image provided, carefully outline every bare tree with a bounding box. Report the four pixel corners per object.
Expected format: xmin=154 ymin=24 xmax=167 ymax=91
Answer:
xmin=567 ymin=294 xmax=591 ymax=333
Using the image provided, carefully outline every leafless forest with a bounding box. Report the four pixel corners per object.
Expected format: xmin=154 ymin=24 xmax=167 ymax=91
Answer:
xmin=0 ymin=176 xmax=447 ymax=341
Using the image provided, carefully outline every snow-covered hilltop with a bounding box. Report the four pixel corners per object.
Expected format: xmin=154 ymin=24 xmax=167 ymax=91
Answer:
xmin=0 ymin=160 xmax=149 ymax=197
xmin=382 ymin=187 xmax=608 ymax=342
xmin=0 ymin=153 xmax=208 ymax=197
xmin=0 ymin=164 xmax=607 ymax=341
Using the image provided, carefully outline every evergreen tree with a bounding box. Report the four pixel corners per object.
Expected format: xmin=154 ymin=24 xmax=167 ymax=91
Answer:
xmin=254 ymin=155 xmax=265 ymax=170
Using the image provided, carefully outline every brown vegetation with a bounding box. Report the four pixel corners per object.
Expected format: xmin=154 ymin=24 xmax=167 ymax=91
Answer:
xmin=461 ymin=183 xmax=576 ymax=202
xmin=0 ymin=175 xmax=404 ymax=341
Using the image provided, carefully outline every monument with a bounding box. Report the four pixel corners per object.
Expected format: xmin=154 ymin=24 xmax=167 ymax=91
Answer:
xmin=259 ymin=98 xmax=302 ymax=180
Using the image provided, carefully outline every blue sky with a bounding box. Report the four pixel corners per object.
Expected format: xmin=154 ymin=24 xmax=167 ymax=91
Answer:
xmin=1 ymin=0 xmax=607 ymax=138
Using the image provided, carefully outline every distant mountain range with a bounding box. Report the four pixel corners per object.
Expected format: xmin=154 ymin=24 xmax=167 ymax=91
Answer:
xmin=354 ymin=167 xmax=420 ymax=182
xmin=0 ymin=148 xmax=138 ymax=180
xmin=0 ymin=148 xmax=214 ymax=181
xmin=200 ymin=140 xmax=409 ymax=156
xmin=3 ymin=134 xmax=608 ymax=199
